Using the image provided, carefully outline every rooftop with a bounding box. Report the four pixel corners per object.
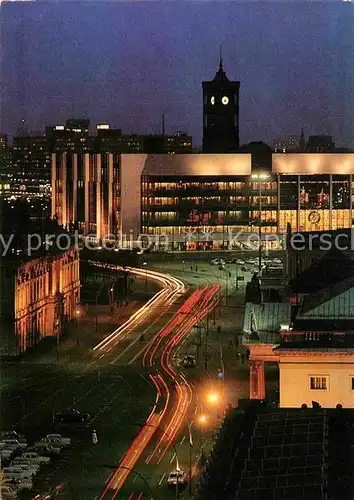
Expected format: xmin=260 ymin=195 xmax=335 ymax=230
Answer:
xmin=290 ymin=247 xmax=354 ymax=294
xmin=196 ymin=404 xmax=354 ymax=500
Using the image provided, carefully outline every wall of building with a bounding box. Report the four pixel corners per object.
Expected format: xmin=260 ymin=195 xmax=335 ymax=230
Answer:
xmin=52 ymin=152 xmax=119 ymax=239
xmin=279 ymin=354 xmax=354 ymax=408
xmin=120 ymin=154 xmax=148 ymax=240
xmin=14 ymin=247 xmax=80 ymax=352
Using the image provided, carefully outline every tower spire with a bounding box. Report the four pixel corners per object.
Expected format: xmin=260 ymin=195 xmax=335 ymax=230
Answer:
xmin=299 ymin=125 xmax=306 ymax=151
xmin=219 ymin=44 xmax=223 ymax=70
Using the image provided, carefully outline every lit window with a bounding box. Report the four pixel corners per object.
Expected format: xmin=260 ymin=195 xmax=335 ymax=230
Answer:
xmin=309 ymin=376 xmax=328 ymax=390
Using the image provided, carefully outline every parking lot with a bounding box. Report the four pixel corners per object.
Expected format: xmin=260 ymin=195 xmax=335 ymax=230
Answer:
xmin=0 ymin=363 xmax=155 ymax=499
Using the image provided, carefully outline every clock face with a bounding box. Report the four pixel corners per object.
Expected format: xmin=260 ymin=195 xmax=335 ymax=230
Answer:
xmin=222 ymin=96 xmax=229 ymax=105
xmin=210 ymin=96 xmax=215 ymax=105
xmin=308 ymin=211 xmax=320 ymax=224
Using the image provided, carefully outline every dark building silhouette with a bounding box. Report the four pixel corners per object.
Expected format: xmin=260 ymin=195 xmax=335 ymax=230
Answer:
xmin=238 ymin=141 xmax=272 ymax=172
xmin=307 ymin=135 xmax=335 ymax=152
xmin=202 ymin=55 xmax=240 ymax=153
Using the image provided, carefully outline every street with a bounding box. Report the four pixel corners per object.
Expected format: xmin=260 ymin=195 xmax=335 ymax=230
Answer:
xmin=1 ymin=253 xmax=277 ymax=499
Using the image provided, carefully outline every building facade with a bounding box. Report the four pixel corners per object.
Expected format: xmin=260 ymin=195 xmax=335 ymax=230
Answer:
xmin=9 ymin=135 xmax=51 ymax=199
xmin=51 ymin=152 xmax=120 ymax=239
xmin=52 ymin=150 xmax=354 ymax=248
xmin=277 ymin=348 xmax=354 ymax=409
xmin=0 ymin=248 xmax=80 ymax=354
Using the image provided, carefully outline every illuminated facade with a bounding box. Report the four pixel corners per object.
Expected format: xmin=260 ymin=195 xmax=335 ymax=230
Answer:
xmin=10 ymin=136 xmax=51 ymax=199
xmin=0 ymin=248 xmax=80 ymax=354
xmin=119 ymin=153 xmax=354 ymax=249
xmin=274 ymin=153 xmax=354 ymax=233
xmin=53 ymin=152 xmax=354 ymax=247
xmin=51 ymin=152 xmax=120 ymax=239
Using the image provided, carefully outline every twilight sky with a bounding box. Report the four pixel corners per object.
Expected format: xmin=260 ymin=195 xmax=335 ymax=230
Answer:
xmin=1 ymin=1 xmax=353 ymax=147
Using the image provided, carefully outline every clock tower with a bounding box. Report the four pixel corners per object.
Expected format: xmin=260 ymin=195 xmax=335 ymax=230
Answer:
xmin=202 ymin=55 xmax=240 ymax=153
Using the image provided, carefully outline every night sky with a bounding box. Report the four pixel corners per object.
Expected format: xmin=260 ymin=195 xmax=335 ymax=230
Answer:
xmin=1 ymin=1 xmax=353 ymax=147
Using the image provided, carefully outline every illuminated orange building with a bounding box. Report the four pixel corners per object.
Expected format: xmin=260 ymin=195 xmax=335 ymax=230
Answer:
xmin=12 ymin=247 xmax=80 ymax=352
xmin=51 ymin=152 xmax=120 ymax=240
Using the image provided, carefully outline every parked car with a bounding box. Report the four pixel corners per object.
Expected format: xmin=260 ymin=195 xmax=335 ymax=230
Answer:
xmin=182 ymin=355 xmax=196 ymax=368
xmin=45 ymin=434 xmax=71 ymax=446
xmin=7 ymin=464 xmax=35 ymax=477
xmin=21 ymin=452 xmax=50 ymax=465
xmin=0 ymin=484 xmax=18 ymax=498
xmin=11 ymin=458 xmax=40 ymax=474
xmin=0 ymin=431 xmax=26 ymax=443
xmin=3 ymin=476 xmax=33 ymax=491
xmin=167 ymin=469 xmax=187 ymax=488
xmin=0 ymin=448 xmax=14 ymax=460
xmin=31 ymin=443 xmax=61 ymax=455
xmin=53 ymin=408 xmax=90 ymax=423
xmin=0 ymin=440 xmax=27 ymax=451
xmin=211 ymin=258 xmax=225 ymax=266
xmin=35 ymin=437 xmax=64 ymax=449
xmin=236 ymin=259 xmax=245 ymax=265
xmin=2 ymin=466 xmax=33 ymax=481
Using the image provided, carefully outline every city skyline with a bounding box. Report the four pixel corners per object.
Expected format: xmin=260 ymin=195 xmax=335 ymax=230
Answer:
xmin=1 ymin=2 xmax=353 ymax=147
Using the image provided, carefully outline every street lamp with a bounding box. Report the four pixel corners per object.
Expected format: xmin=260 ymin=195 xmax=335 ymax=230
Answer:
xmin=251 ymin=173 xmax=270 ymax=273
xmin=135 ymin=422 xmax=180 ymax=499
xmin=207 ymin=392 xmax=219 ymax=404
xmin=142 ymin=261 xmax=147 ymax=291
xmin=102 ymin=464 xmax=154 ymax=499
xmin=95 ymin=278 xmax=116 ymax=335
xmin=76 ymin=306 xmax=80 ymax=346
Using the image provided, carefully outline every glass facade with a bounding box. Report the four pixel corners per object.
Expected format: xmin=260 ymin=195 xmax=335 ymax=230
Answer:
xmin=141 ymin=173 xmax=353 ymax=248
xmin=279 ymin=174 xmax=351 ymax=233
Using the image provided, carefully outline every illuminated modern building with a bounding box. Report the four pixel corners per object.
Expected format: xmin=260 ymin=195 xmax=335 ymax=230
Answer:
xmin=202 ymin=56 xmax=240 ymax=152
xmin=117 ymin=152 xmax=354 ymax=249
xmin=51 ymin=151 xmax=354 ymax=246
xmin=0 ymin=247 xmax=80 ymax=354
xmin=7 ymin=135 xmax=51 ymax=199
xmin=51 ymin=152 xmax=120 ymax=239
xmin=273 ymin=153 xmax=353 ymax=233
xmin=45 ymin=119 xmax=95 ymax=153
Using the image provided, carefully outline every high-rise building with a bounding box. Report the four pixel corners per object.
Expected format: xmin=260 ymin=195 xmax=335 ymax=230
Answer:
xmin=0 ymin=134 xmax=8 ymax=151
xmin=273 ymin=136 xmax=301 ymax=153
xmin=11 ymin=135 xmax=51 ymax=198
xmin=45 ymin=119 xmax=94 ymax=153
xmin=202 ymin=55 xmax=240 ymax=153
xmin=307 ymin=135 xmax=335 ymax=152
xmin=51 ymin=152 xmax=120 ymax=239
xmin=95 ymin=125 xmax=192 ymax=154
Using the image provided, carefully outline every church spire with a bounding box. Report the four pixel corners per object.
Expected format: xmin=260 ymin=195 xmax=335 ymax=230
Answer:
xmin=299 ymin=125 xmax=306 ymax=151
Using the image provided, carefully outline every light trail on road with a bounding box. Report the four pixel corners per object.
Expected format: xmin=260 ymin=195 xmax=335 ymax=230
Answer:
xmin=97 ymin=262 xmax=221 ymax=499
xmin=89 ymin=261 xmax=185 ymax=355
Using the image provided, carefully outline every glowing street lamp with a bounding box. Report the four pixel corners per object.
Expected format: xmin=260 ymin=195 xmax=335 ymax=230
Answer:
xmin=142 ymin=261 xmax=148 ymax=291
xmin=199 ymin=414 xmax=207 ymax=424
xmin=207 ymin=392 xmax=219 ymax=404
xmin=76 ymin=307 xmax=80 ymax=346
